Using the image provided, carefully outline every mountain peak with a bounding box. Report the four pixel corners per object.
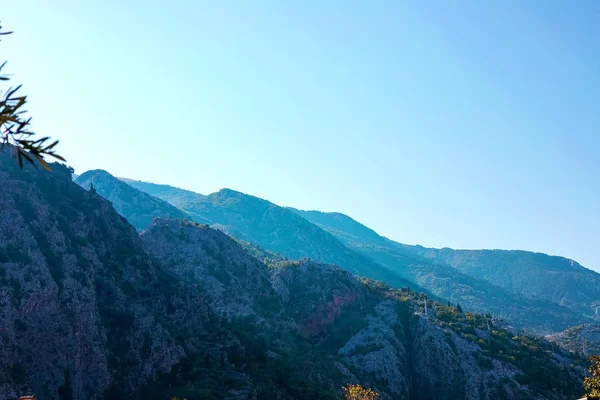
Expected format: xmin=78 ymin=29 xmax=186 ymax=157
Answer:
xmin=217 ymin=188 xmax=241 ymax=195
xmin=77 ymin=169 xmax=113 ymax=179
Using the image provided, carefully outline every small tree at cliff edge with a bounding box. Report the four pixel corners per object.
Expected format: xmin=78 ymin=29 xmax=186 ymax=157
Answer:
xmin=0 ymin=22 xmax=64 ymax=169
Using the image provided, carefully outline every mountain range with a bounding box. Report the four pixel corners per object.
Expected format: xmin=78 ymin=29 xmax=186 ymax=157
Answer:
xmin=404 ymin=246 xmax=600 ymax=320
xmin=73 ymin=171 xmax=600 ymax=335
xmin=0 ymin=151 xmax=592 ymax=399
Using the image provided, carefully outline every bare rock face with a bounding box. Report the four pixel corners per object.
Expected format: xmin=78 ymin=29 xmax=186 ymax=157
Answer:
xmin=0 ymin=157 xmax=206 ymax=399
xmin=141 ymin=218 xmax=282 ymax=319
xmin=339 ymin=300 xmax=410 ymax=396
xmin=269 ymin=260 xmax=365 ymax=338
xmin=410 ymin=317 xmax=487 ymax=399
xmin=269 ymin=259 xmax=585 ymax=400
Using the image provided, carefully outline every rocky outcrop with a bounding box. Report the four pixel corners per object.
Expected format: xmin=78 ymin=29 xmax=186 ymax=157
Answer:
xmin=270 ymin=260 xmax=366 ymax=337
xmin=301 ymin=291 xmax=362 ymax=338
xmin=339 ymin=300 xmax=410 ymax=396
xmin=140 ymin=218 xmax=282 ymax=319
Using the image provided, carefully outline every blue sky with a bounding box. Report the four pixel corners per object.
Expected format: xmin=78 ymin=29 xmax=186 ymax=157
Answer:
xmin=3 ymin=1 xmax=599 ymax=271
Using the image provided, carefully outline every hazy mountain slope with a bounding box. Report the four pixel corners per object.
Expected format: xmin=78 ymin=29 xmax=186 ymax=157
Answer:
xmin=400 ymin=246 xmax=600 ymax=320
xmin=122 ymin=179 xmax=419 ymax=291
xmin=547 ymin=324 xmax=600 ymax=357
xmin=288 ymin=209 xmax=389 ymax=250
xmin=0 ymin=154 xmax=587 ymax=399
xmin=75 ymin=170 xmax=190 ymax=230
xmin=119 ymin=178 xmax=211 ymax=223
xmin=293 ymin=209 xmax=590 ymax=333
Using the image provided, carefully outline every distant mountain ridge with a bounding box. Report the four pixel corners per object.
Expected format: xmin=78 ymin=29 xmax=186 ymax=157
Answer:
xmin=119 ymin=178 xmax=211 ymax=223
xmin=401 ymin=246 xmax=600 ymax=320
xmin=120 ymin=178 xmax=421 ymax=291
xmin=106 ymin=175 xmax=595 ymax=333
xmin=292 ymin=209 xmax=595 ymax=333
xmin=75 ymin=170 xmax=190 ymax=230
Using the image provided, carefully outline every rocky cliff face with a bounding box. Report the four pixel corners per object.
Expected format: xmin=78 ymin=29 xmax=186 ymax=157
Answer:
xmin=141 ymin=218 xmax=283 ymax=319
xmin=0 ymin=157 xmax=207 ymax=399
xmin=0 ymin=155 xmax=587 ymax=399
xmin=270 ymin=260 xmax=365 ymax=338
xmin=277 ymin=262 xmax=587 ymax=400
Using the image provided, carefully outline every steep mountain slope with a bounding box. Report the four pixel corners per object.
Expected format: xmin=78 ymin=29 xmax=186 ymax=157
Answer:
xmin=293 ymin=209 xmax=590 ymax=334
xmin=121 ymin=179 xmax=591 ymax=333
xmin=0 ymin=155 xmax=588 ymax=399
xmin=269 ymin=260 xmax=586 ymax=400
xmin=141 ymin=219 xmax=589 ymax=399
xmin=288 ymin=209 xmax=389 ymax=250
xmin=547 ymin=324 xmax=600 ymax=357
xmin=399 ymin=246 xmax=600 ymax=320
xmin=0 ymin=156 xmax=343 ymax=399
xmin=0 ymin=156 xmax=211 ymax=399
xmin=140 ymin=220 xmax=588 ymax=400
xmin=121 ymin=179 xmax=419 ymax=291
xmin=74 ymin=170 xmax=190 ymax=230
xmin=119 ymin=178 xmax=211 ymax=223
xmin=141 ymin=218 xmax=282 ymax=319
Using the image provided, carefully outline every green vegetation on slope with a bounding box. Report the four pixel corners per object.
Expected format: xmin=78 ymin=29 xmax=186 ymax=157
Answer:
xmin=403 ymin=246 xmax=600 ymax=320
xmin=293 ymin=209 xmax=590 ymax=334
xmin=122 ymin=179 xmax=422 ymax=292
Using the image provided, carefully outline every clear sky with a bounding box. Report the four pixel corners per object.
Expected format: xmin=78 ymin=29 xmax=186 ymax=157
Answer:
xmin=3 ymin=1 xmax=599 ymax=271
